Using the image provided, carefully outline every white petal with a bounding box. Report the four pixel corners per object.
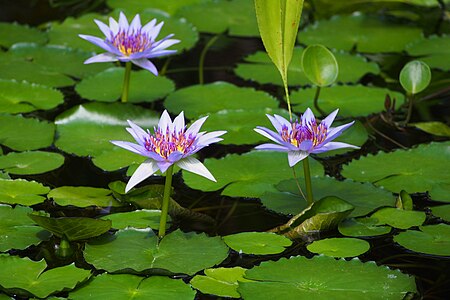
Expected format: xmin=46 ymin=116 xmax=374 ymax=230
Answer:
xmin=177 ymin=157 xmax=216 ymax=182
xmin=125 ymin=159 xmax=159 ymax=193
xmin=118 ymin=11 xmax=129 ymax=30
xmin=148 ymin=21 xmax=164 ymax=41
xmin=109 ymin=16 xmax=119 ymax=35
xmin=301 ymin=108 xmax=315 ymax=126
xmin=131 ymin=58 xmax=158 ymax=75
xmin=185 ymin=116 xmax=208 ymax=136
xmin=158 ymin=110 xmax=172 ymax=131
xmin=94 ymin=19 xmax=111 ymax=38
xmin=287 ymin=151 xmax=309 ymax=167
xmin=172 ymin=111 xmax=185 ymax=132
xmin=129 ymin=14 xmax=141 ymax=33
xmin=84 ymin=53 xmax=118 ymax=64
xmin=127 ymin=120 xmax=148 ymax=145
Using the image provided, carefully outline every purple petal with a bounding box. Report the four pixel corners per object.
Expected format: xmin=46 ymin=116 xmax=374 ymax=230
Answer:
xmin=126 ymin=120 xmax=148 ymax=145
xmin=118 ymin=12 xmax=129 ymax=30
xmin=129 ymin=14 xmax=141 ymax=33
xmin=147 ymin=21 xmax=164 ymax=41
xmin=273 ymin=114 xmax=291 ymax=130
xmin=84 ymin=53 xmax=118 ymax=64
xmin=79 ymin=34 xmax=121 ymax=55
xmin=157 ymin=160 xmax=173 ymax=173
xmin=299 ymin=140 xmax=313 ymax=152
xmin=311 ymin=141 xmax=359 ymax=154
xmin=158 ymin=110 xmax=172 ymax=131
xmin=255 ymin=143 xmax=289 ymax=152
xmin=152 ymin=38 xmax=180 ymax=52
xmin=301 ymin=108 xmax=315 ymax=126
xmin=131 ymin=58 xmax=158 ymax=75
xmin=141 ymin=18 xmax=157 ymax=33
xmin=131 ymin=49 xmax=177 ymax=60
xmin=323 ymin=121 xmax=355 ymax=144
xmin=167 ymin=151 xmax=183 ymax=163
xmin=197 ymin=131 xmax=226 ymax=146
xmin=110 ymin=140 xmax=145 ymax=156
xmin=109 ymin=16 xmax=119 ymax=35
xmin=177 ymin=157 xmax=216 ymax=182
xmin=254 ymin=127 xmax=295 ymax=150
xmin=172 ymin=111 xmax=185 ymax=132
xmin=287 ymin=151 xmax=309 ymax=167
xmin=321 ymin=109 xmax=339 ymax=128
xmin=125 ymin=159 xmax=159 ymax=193
xmin=266 ymin=114 xmax=283 ymax=132
xmin=186 ymin=116 xmax=208 ymax=136
xmin=94 ymin=19 xmax=111 ymax=38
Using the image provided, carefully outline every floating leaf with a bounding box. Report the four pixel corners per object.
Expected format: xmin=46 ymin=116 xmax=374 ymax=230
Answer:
xmin=411 ymin=121 xmax=450 ymax=137
xmin=238 ymin=255 xmax=416 ymax=299
xmin=342 ymin=142 xmax=450 ymax=202
xmin=0 ymin=178 xmax=49 ymax=206
xmin=307 ymin=237 xmax=370 ymax=258
xmin=371 ymin=207 xmax=425 ymax=229
xmin=191 ymin=267 xmax=251 ymax=298
xmin=100 ymin=210 xmax=163 ymax=230
xmin=0 ymin=255 xmax=91 ymax=298
xmin=338 ymin=217 xmax=391 ymax=237
xmin=430 ymin=205 xmax=450 ymax=221
xmin=76 ymin=67 xmax=175 ymax=103
xmin=399 ymin=60 xmax=431 ymax=94
xmin=0 ymin=22 xmax=47 ymax=48
xmin=0 ymin=151 xmax=64 ymax=175
xmin=48 ymin=186 xmax=122 ymax=207
xmin=223 ymin=232 xmax=292 ymax=255
xmin=107 ymin=0 xmax=206 ymax=15
xmin=406 ymin=35 xmax=450 ymax=71
xmin=394 ymin=224 xmax=450 ymax=256
xmin=301 ymin=44 xmax=338 ymax=87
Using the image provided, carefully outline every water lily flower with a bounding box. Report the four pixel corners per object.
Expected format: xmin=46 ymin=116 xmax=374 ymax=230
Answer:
xmin=254 ymin=108 xmax=359 ymax=167
xmin=111 ymin=110 xmax=226 ymax=192
xmin=79 ymin=12 xmax=180 ymax=75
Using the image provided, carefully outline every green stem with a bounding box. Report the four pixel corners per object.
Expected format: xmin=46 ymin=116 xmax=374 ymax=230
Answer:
xmin=404 ymin=93 xmax=414 ymax=125
xmin=199 ymin=34 xmax=220 ymax=84
xmin=302 ymin=157 xmax=314 ymax=206
xmin=121 ymin=61 xmax=132 ymax=103
xmin=159 ymin=57 xmax=172 ymax=76
xmin=283 ymin=81 xmax=293 ymax=121
xmin=159 ymin=165 xmax=174 ymax=238
xmin=291 ymin=167 xmax=307 ymax=201
xmin=313 ymin=86 xmax=325 ymax=117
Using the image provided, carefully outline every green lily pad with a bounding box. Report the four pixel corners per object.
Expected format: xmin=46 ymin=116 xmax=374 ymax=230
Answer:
xmin=223 ymin=232 xmax=292 ymax=255
xmin=70 ymin=274 xmax=195 ymax=300
xmin=164 ymin=82 xmax=279 ymax=119
xmin=406 ymin=35 xmax=450 ymax=71
xmin=190 ymin=267 xmax=251 ymax=299
xmin=0 ymin=151 xmax=64 ymax=175
xmin=411 ymin=121 xmax=450 ymax=137
xmin=0 ymin=114 xmax=55 ymax=151
xmin=371 ymin=207 xmax=426 ymax=229
xmin=234 ymin=48 xmax=380 ymax=86
xmin=299 ymin=14 xmax=423 ymax=53
xmin=177 ymin=0 xmax=259 ymax=37
xmin=0 ymin=79 xmax=64 ymax=114
xmin=430 ymin=205 xmax=450 ymax=221
xmin=239 ymin=255 xmax=416 ymax=299
xmin=100 ymin=210 xmax=163 ymax=229
xmin=75 ymin=67 xmax=175 ymax=102
xmin=183 ymin=151 xmax=323 ymax=198
xmin=0 ymin=22 xmax=47 ymax=48
xmin=342 ymin=142 xmax=450 ymax=202
xmin=92 ymin=146 xmax=147 ymax=172
xmin=400 ymin=60 xmax=431 ymax=94
xmin=48 ymin=186 xmax=122 ymax=207
xmin=394 ymin=224 xmax=450 ymax=256
xmin=0 ymin=254 xmax=91 ymax=298
xmin=0 ymin=205 xmax=50 ymax=251
xmin=28 ymin=214 xmax=112 ymax=241
xmin=291 ymin=85 xmax=404 ymax=117
xmin=84 ymin=229 xmax=229 ymax=275
xmin=338 ymin=217 xmax=391 ymax=237
xmin=107 ymin=0 xmax=207 ymax=15
xmin=261 ymin=177 xmax=395 ymax=217
xmin=307 ymin=237 xmax=370 ymax=258
xmin=0 ymin=178 xmax=50 ymax=206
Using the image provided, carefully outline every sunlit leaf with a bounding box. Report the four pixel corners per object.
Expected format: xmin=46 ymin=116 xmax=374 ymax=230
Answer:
xmin=399 ymin=60 xmax=431 ymax=94
xmin=301 ymin=44 xmax=338 ymax=87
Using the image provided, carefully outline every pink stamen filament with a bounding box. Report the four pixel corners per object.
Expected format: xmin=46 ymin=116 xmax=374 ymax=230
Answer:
xmin=144 ymin=126 xmax=196 ymax=159
xmin=111 ymin=29 xmax=151 ymax=56
xmin=280 ymin=119 xmax=328 ymax=148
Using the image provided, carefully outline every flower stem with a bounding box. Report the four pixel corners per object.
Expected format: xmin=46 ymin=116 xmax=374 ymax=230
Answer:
xmin=404 ymin=93 xmax=414 ymax=125
xmin=199 ymin=34 xmax=220 ymax=84
xmin=283 ymin=80 xmax=293 ymax=121
xmin=302 ymin=157 xmax=314 ymax=206
xmin=159 ymin=165 xmax=174 ymax=238
xmin=121 ymin=61 xmax=132 ymax=103
xmin=313 ymin=86 xmax=325 ymax=117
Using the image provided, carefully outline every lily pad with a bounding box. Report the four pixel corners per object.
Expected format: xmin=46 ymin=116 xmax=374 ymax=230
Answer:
xmin=342 ymin=142 xmax=450 ymax=202
xmin=70 ymin=274 xmax=195 ymax=299
xmin=430 ymin=205 xmax=450 ymax=221
xmin=164 ymin=82 xmax=279 ymax=119
xmin=0 ymin=22 xmax=47 ymax=48
xmin=107 ymin=0 xmax=207 ymax=15
xmin=0 ymin=178 xmax=50 ymax=206
xmin=48 ymin=186 xmax=122 ymax=207
xmin=0 ymin=205 xmax=50 ymax=251
xmin=234 ymin=48 xmax=380 ymax=86
xmin=75 ymin=67 xmax=175 ymax=103
xmin=0 ymin=254 xmax=91 ymax=298
xmin=307 ymin=237 xmax=370 ymax=258
xmin=0 ymin=79 xmax=64 ymax=114
xmin=412 ymin=121 xmax=450 ymax=137
xmin=406 ymin=35 xmax=450 ymax=71
xmin=299 ymin=14 xmax=423 ymax=53
xmin=0 ymin=151 xmax=64 ymax=175
xmin=371 ymin=207 xmax=426 ymax=229
xmin=238 ymin=255 xmax=416 ymax=299
xmin=84 ymin=229 xmax=229 ymax=275
xmin=291 ymin=85 xmax=404 ymax=117
xmin=0 ymin=114 xmax=55 ymax=151
xmin=394 ymin=224 xmax=450 ymax=256
xmin=338 ymin=217 xmax=391 ymax=237
xmin=223 ymin=232 xmax=292 ymax=255
xmin=183 ymin=151 xmax=323 ymax=198
xmin=100 ymin=210 xmax=163 ymax=229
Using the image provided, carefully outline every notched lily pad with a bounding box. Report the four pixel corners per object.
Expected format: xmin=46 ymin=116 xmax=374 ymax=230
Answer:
xmin=394 ymin=224 xmax=450 ymax=256
xmin=371 ymin=207 xmax=426 ymax=229
xmin=0 ymin=151 xmax=64 ymax=175
xmin=338 ymin=217 xmax=391 ymax=237
xmin=0 ymin=178 xmax=50 ymax=206
xmin=223 ymin=232 xmax=292 ymax=255
xmin=48 ymin=186 xmax=122 ymax=208
xmin=307 ymin=237 xmax=370 ymax=258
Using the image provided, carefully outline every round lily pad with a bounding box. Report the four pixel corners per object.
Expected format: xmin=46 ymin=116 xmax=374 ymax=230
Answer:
xmin=299 ymin=14 xmax=423 ymax=53
xmin=394 ymin=224 xmax=450 ymax=256
xmin=234 ymin=48 xmax=380 ymax=86
xmin=0 ymin=22 xmax=47 ymax=48
xmin=70 ymin=273 xmax=195 ymax=299
xmin=238 ymin=255 xmax=416 ymax=299
xmin=84 ymin=229 xmax=229 ymax=275
xmin=75 ymin=67 xmax=175 ymax=103
xmin=371 ymin=207 xmax=426 ymax=229
xmin=0 ymin=151 xmax=64 ymax=175
xmin=183 ymin=151 xmax=323 ymax=198
xmin=164 ymin=82 xmax=279 ymax=119
xmin=430 ymin=205 xmax=450 ymax=221
xmin=107 ymin=0 xmax=205 ymax=15
xmin=291 ymin=85 xmax=404 ymax=117
xmin=0 ymin=178 xmax=50 ymax=206
xmin=338 ymin=217 xmax=391 ymax=237
xmin=223 ymin=232 xmax=292 ymax=255
xmin=0 ymin=114 xmax=55 ymax=151
xmin=100 ymin=210 xmax=163 ymax=229
xmin=0 ymin=79 xmax=64 ymax=114
xmin=406 ymin=35 xmax=450 ymax=71
xmin=0 ymin=254 xmax=91 ymax=298
xmin=48 ymin=186 xmax=122 ymax=207
xmin=307 ymin=237 xmax=370 ymax=258
xmin=342 ymin=142 xmax=450 ymax=202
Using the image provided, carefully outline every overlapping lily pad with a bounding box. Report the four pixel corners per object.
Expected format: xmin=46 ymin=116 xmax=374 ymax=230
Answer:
xmin=371 ymin=207 xmax=426 ymax=229
xmin=0 ymin=79 xmax=64 ymax=113
xmin=342 ymin=142 xmax=450 ymax=202
xmin=48 ymin=186 xmax=122 ymax=207
xmin=75 ymin=67 xmax=175 ymax=102
xmin=183 ymin=151 xmax=323 ymax=198
xmin=234 ymin=48 xmax=380 ymax=86
xmin=0 ymin=255 xmax=91 ymax=298
xmin=107 ymin=0 xmax=206 ymax=15
xmin=0 ymin=151 xmax=64 ymax=175
xmin=0 ymin=22 xmax=47 ymax=48
xmin=299 ymin=14 xmax=423 ymax=53
xmin=0 ymin=179 xmax=50 ymax=206
xmin=100 ymin=210 xmax=163 ymax=229
xmin=84 ymin=229 xmax=229 ymax=275
xmin=306 ymin=237 xmax=370 ymax=257
xmin=394 ymin=224 xmax=450 ymax=256
xmin=412 ymin=122 xmax=450 ymax=137
xmin=431 ymin=205 xmax=450 ymax=221
xmin=338 ymin=217 xmax=391 ymax=237
xmin=291 ymin=85 xmax=404 ymax=117
xmin=238 ymin=255 xmax=416 ymax=299
xmin=223 ymin=232 xmax=292 ymax=255
xmin=406 ymin=35 xmax=450 ymax=71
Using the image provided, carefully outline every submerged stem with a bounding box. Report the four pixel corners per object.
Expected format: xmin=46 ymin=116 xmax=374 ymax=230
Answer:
xmin=404 ymin=93 xmax=415 ymax=125
xmin=199 ymin=34 xmax=220 ymax=84
xmin=159 ymin=165 xmax=174 ymax=238
xmin=313 ymin=86 xmax=326 ymax=117
xmin=302 ymin=157 xmax=314 ymax=206
xmin=121 ymin=61 xmax=132 ymax=103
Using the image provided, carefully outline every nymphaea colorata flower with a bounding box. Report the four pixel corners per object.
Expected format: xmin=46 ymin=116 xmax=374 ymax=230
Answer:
xmin=111 ymin=111 xmax=226 ymax=192
xmin=255 ymin=108 xmax=358 ymax=166
xmin=79 ymin=12 xmax=180 ymax=75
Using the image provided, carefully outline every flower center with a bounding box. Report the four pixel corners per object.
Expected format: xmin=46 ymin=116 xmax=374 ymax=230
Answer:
xmin=280 ymin=120 xmax=328 ymax=148
xmin=111 ymin=30 xmax=151 ymax=56
xmin=143 ymin=126 xmax=196 ymax=159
